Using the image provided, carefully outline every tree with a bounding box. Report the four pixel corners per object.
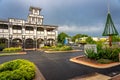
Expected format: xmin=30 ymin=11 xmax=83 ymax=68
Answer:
xmin=72 ymin=34 xmax=88 ymax=42
xmin=57 ymin=32 xmax=69 ymax=44
xmin=86 ymin=37 xmax=96 ymax=44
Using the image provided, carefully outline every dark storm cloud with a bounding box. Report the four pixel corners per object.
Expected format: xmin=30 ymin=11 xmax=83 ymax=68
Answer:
xmin=0 ymin=0 xmax=120 ymax=36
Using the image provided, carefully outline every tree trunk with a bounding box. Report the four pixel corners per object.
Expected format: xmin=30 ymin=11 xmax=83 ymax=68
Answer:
xmin=109 ymin=36 xmax=112 ymax=47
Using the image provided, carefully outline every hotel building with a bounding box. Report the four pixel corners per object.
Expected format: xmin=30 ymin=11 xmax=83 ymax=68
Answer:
xmin=0 ymin=6 xmax=58 ymax=49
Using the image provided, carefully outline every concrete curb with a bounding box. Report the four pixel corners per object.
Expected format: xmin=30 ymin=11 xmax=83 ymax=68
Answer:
xmin=34 ymin=66 xmax=46 ymax=80
xmin=0 ymin=52 xmax=26 ymax=56
xmin=70 ymin=56 xmax=120 ymax=69
xmin=44 ymin=50 xmax=83 ymax=53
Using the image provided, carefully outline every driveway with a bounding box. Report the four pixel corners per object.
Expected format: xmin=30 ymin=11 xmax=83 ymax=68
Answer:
xmin=0 ymin=51 xmax=120 ymax=80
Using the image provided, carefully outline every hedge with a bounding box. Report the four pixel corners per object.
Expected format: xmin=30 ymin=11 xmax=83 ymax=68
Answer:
xmin=0 ymin=59 xmax=35 ymax=80
xmin=2 ymin=47 xmax=22 ymax=53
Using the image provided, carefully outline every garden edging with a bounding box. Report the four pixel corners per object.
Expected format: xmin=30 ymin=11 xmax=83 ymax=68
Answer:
xmin=44 ymin=50 xmax=82 ymax=53
xmin=70 ymin=55 xmax=120 ymax=69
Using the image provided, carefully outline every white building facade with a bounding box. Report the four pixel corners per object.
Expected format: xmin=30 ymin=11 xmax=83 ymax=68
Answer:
xmin=0 ymin=6 xmax=58 ymax=49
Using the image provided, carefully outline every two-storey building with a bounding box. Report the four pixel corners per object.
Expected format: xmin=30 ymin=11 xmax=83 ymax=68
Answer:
xmin=0 ymin=6 xmax=58 ymax=49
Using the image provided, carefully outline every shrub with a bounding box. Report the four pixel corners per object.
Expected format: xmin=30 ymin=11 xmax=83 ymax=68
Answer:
xmin=41 ymin=45 xmax=73 ymax=51
xmin=2 ymin=47 xmax=22 ymax=53
xmin=41 ymin=46 xmax=51 ymax=49
xmin=56 ymin=43 xmax=63 ymax=47
xmin=0 ymin=43 xmax=6 ymax=51
xmin=85 ymin=47 xmax=120 ymax=62
xmin=85 ymin=49 xmax=97 ymax=59
xmin=0 ymin=59 xmax=35 ymax=80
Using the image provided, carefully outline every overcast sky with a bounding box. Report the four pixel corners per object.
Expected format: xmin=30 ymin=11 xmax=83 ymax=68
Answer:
xmin=0 ymin=0 xmax=120 ymax=37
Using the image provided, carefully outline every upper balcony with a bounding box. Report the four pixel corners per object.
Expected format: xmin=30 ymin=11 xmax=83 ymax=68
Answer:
xmin=12 ymin=25 xmax=22 ymax=34
xmin=25 ymin=26 xmax=34 ymax=34
xmin=0 ymin=24 xmax=9 ymax=33
xmin=46 ymin=28 xmax=56 ymax=36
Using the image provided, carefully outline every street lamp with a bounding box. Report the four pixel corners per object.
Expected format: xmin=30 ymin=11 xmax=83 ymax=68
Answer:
xmin=9 ymin=35 xmax=12 ymax=47
xmin=22 ymin=35 xmax=25 ymax=51
xmin=44 ymin=36 xmax=47 ymax=46
xmin=34 ymin=35 xmax=37 ymax=51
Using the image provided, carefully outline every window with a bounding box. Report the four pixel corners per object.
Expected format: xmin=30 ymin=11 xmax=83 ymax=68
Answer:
xmin=0 ymin=24 xmax=8 ymax=33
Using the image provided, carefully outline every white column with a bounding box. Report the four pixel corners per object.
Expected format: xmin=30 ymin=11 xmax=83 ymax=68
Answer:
xmin=44 ymin=29 xmax=47 ymax=36
xmin=34 ymin=27 xmax=36 ymax=36
xmin=9 ymin=25 xmax=12 ymax=35
xmin=22 ymin=27 xmax=25 ymax=35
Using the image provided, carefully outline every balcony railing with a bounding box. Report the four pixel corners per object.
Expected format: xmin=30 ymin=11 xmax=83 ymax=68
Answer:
xmin=37 ymin=31 xmax=44 ymax=34
xmin=25 ymin=30 xmax=34 ymax=34
xmin=0 ymin=29 xmax=8 ymax=33
xmin=13 ymin=30 xmax=22 ymax=33
xmin=47 ymin=32 xmax=55 ymax=35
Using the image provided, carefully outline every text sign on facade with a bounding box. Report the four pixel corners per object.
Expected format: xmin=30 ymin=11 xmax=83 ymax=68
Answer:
xmin=9 ymin=18 xmax=25 ymax=25
xmin=84 ymin=44 xmax=97 ymax=53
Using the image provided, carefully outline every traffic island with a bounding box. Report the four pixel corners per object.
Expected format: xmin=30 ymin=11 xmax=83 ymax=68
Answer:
xmin=70 ymin=55 xmax=120 ymax=69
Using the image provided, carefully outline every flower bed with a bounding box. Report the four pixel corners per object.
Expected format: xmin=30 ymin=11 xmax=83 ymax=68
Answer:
xmin=70 ymin=55 xmax=120 ymax=68
xmin=41 ymin=45 xmax=73 ymax=51
xmin=2 ymin=47 xmax=22 ymax=53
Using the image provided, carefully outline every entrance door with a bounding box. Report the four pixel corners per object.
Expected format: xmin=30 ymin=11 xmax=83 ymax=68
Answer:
xmin=25 ymin=38 xmax=34 ymax=48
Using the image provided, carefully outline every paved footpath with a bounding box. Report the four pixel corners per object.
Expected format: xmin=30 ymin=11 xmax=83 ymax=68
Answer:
xmin=0 ymin=51 xmax=120 ymax=80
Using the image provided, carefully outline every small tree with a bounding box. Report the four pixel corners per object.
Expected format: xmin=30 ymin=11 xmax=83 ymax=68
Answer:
xmin=86 ymin=37 xmax=96 ymax=44
xmin=57 ymin=32 xmax=69 ymax=44
xmin=72 ymin=34 xmax=88 ymax=42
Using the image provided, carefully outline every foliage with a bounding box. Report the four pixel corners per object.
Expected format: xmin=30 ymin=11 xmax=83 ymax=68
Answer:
xmin=0 ymin=59 xmax=35 ymax=80
xmin=56 ymin=43 xmax=63 ymax=47
xmin=97 ymin=59 xmax=113 ymax=64
xmin=41 ymin=45 xmax=72 ymax=51
xmin=86 ymin=37 xmax=96 ymax=44
xmin=2 ymin=47 xmax=22 ymax=53
xmin=85 ymin=47 xmax=120 ymax=62
xmin=96 ymin=41 xmax=103 ymax=51
xmin=0 ymin=43 xmax=6 ymax=51
xmin=85 ymin=49 xmax=97 ymax=59
xmin=57 ymin=32 xmax=69 ymax=44
xmin=112 ymin=35 xmax=120 ymax=42
xmin=72 ymin=34 xmax=88 ymax=42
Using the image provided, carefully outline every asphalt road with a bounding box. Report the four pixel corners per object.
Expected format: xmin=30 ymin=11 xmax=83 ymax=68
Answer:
xmin=0 ymin=51 xmax=120 ymax=80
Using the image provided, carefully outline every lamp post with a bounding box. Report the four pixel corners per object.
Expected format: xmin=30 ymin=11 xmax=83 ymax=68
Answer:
xmin=9 ymin=35 xmax=12 ymax=47
xmin=22 ymin=35 xmax=25 ymax=51
xmin=44 ymin=36 xmax=47 ymax=46
xmin=34 ymin=35 xmax=37 ymax=51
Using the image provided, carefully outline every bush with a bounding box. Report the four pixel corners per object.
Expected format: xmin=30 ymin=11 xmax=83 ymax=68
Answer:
xmin=85 ymin=49 xmax=97 ymax=59
xmin=0 ymin=43 xmax=6 ymax=51
xmin=56 ymin=43 xmax=63 ymax=47
xmin=85 ymin=47 xmax=120 ymax=62
xmin=2 ymin=47 xmax=22 ymax=53
xmin=0 ymin=59 xmax=35 ymax=80
xmin=41 ymin=45 xmax=73 ymax=51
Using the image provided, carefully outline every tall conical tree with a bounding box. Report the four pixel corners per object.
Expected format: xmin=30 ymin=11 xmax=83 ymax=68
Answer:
xmin=102 ymin=1 xmax=119 ymax=47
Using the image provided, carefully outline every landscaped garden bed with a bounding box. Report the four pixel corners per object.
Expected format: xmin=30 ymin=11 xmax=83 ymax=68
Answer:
xmin=0 ymin=47 xmax=26 ymax=56
xmin=70 ymin=55 xmax=120 ymax=68
xmin=70 ymin=42 xmax=120 ymax=68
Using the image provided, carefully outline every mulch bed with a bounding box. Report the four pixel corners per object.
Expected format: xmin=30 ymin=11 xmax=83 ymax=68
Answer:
xmin=70 ymin=55 xmax=120 ymax=68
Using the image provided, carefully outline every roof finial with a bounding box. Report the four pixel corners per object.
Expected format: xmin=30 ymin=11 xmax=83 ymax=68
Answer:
xmin=107 ymin=0 xmax=110 ymax=13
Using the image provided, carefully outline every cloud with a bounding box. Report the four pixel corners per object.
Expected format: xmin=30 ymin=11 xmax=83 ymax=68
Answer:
xmin=58 ymin=24 xmax=104 ymax=36
xmin=0 ymin=0 xmax=120 ymax=36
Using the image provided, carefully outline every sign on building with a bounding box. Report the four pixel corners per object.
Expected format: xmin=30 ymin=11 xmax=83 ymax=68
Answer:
xmin=84 ymin=44 xmax=97 ymax=53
